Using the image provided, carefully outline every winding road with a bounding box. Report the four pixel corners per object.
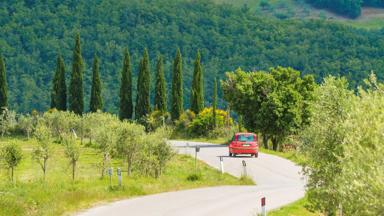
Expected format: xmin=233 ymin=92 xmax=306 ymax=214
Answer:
xmin=77 ymin=140 xmax=305 ymax=216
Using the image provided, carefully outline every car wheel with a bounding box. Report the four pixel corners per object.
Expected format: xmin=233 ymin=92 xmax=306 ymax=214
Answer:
xmin=255 ymin=153 xmax=258 ymax=158
xmin=233 ymin=154 xmax=237 ymax=157
xmin=229 ymin=152 xmax=232 ymax=157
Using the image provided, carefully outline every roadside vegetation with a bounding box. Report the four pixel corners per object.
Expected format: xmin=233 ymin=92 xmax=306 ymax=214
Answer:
xmin=0 ymin=112 xmax=252 ymax=216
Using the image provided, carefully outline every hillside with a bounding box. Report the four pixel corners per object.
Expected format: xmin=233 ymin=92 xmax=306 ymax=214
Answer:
xmin=1 ymin=0 xmax=384 ymax=113
xmin=213 ymin=0 xmax=384 ymax=28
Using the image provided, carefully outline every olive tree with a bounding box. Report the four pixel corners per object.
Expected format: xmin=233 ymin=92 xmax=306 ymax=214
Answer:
xmin=300 ymin=76 xmax=354 ymax=215
xmin=32 ymin=123 xmax=52 ymax=180
xmin=1 ymin=143 xmax=22 ymax=181
xmin=0 ymin=108 xmax=16 ymax=137
xmin=18 ymin=114 xmax=34 ymax=139
xmin=63 ymin=134 xmax=80 ymax=181
xmin=115 ymin=122 xmax=145 ymax=176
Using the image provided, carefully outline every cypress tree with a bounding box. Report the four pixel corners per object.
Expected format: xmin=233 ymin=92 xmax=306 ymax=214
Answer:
xmin=190 ymin=50 xmax=204 ymax=114
xmin=119 ymin=49 xmax=133 ymax=120
xmin=50 ymin=55 xmax=67 ymax=111
xmin=212 ymin=78 xmax=217 ymax=128
xmin=0 ymin=55 xmax=8 ymax=111
xmin=69 ymin=34 xmax=84 ymax=115
xmin=135 ymin=48 xmax=151 ymax=119
xmin=154 ymin=55 xmax=167 ymax=113
xmin=171 ymin=48 xmax=183 ymax=120
xmin=89 ymin=54 xmax=103 ymax=112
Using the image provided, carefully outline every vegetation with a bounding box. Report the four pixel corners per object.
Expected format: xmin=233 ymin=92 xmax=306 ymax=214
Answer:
xmin=69 ymin=34 xmax=84 ymax=115
xmin=89 ymin=54 xmax=103 ymax=112
xmin=190 ymin=50 xmax=204 ymax=114
xmin=171 ymin=48 xmax=184 ymax=121
xmin=1 ymin=143 xmax=22 ymax=181
xmin=2 ymin=0 xmax=384 ymax=113
xmin=0 ymin=55 xmax=7 ymax=110
xmin=135 ymin=49 xmax=151 ymax=120
xmin=269 ymin=197 xmax=319 ymax=216
xmin=222 ymin=67 xmax=315 ymax=151
xmin=50 ymin=55 xmax=67 ymax=111
xmin=119 ymin=49 xmax=133 ymax=120
xmin=0 ymin=136 xmax=251 ymax=216
xmin=154 ymin=56 xmax=167 ymax=113
xmin=300 ymin=74 xmax=384 ymax=215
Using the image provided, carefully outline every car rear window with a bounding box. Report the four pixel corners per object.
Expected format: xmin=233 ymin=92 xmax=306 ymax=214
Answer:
xmin=237 ymin=134 xmax=255 ymax=142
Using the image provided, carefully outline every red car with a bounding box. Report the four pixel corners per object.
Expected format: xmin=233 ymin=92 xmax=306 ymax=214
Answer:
xmin=229 ymin=133 xmax=259 ymax=158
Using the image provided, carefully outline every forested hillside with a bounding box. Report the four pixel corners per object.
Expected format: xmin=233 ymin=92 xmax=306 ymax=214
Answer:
xmin=307 ymin=0 xmax=384 ymax=18
xmin=1 ymin=0 xmax=384 ymax=113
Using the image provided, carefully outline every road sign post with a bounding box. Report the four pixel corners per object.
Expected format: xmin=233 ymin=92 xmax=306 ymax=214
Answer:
xmin=261 ymin=197 xmax=266 ymax=216
xmin=242 ymin=160 xmax=247 ymax=177
xmin=108 ymin=167 xmax=113 ymax=187
xmin=220 ymin=156 xmax=224 ymax=174
xmin=117 ymin=168 xmax=122 ymax=186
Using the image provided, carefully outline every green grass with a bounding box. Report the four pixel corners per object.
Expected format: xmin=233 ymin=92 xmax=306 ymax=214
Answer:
xmin=269 ymin=197 xmax=320 ymax=216
xmin=0 ymin=136 xmax=252 ymax=216
xmin=259 ymin=147 xmax=305 ymax=165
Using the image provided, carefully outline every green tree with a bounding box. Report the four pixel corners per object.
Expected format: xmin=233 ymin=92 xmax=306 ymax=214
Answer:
xmin=63 ymin=134 xmax=80 ymax=181
xmin=32 ymin=123 xmax=52 ymax=180
xmin=222 ymin=67 xmax=315 ymax=151
xmin=0 ymin=55 xmax=7 ymax=111
xmin=69 ymin=34 xmax=84 ymax=115
xmin=300 ymin=76 xmax=354 ymax=215
xmin=1 ymin=143 xmax=22 ymax=181
xmin=171 ymin=48 xmax=183 ymax=120
xmin=135 ymin=48 xmax=151 ymax=119
xmin=89 ymin=54 xmax=103 ymax=112
xmin=50 ymin=55 xmax=67 ymax=111
xmin=119 ymin=49 xmax=133 ymax=120
xmin=212 ymin=78 xmax=217 ymax=128
xmin=190 ymin=50 xmax=204 ymax=114
xmin=154 ymin=55 xmax=167 ymax=113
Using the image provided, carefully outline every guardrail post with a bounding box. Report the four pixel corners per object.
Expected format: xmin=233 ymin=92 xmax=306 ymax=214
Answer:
xmin=117 ymin=168 xmax=122 ymax=186
xmin=261 ymin=197 xmax=266 ymax=216
xmin=220 ymin=156 xmax=224 ymax=174
xmin=242 ymin=160 xmax=247 ymax=177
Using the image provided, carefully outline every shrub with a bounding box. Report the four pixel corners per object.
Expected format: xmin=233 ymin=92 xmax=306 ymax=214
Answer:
xmin=142 ymin=111 xmax=172 ymax=132
xmin=175 ymin=110 xmax=195 ymax=132
xmin=188 ymin=107 xmax=232 ymax=137
xmin=1 ymin=143 xmax=23 ymax=181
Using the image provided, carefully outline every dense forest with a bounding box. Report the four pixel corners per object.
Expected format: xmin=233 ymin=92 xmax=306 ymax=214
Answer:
xmin=1 ymin=0 xmax=384 ymax=113
xmin=307 ymin=0 xmax=384 ymax=18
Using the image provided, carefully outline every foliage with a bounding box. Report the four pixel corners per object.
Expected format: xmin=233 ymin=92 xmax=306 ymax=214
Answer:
xmin=142 ymin=110 xmax=172 ymax=132
xmin=63 ymin=133 xmax=80 ymax=181
xmin=171 ymin=48 xmax=183 ymax=120
xmin=1 ymin=1 xmax=384 ymax=113
xmin=69 ymin=34 xmax=84 ymax=115
xmin=154 ymin=55 xmax=167 ymax=113
xmin=119 ymin=49 xmax=133 ymax=120
xmin=188 ymin=107 xmax=232 ymax=137
xmin=190 ymin=50 xmax=204 ymax=114
xmin=32 ymin=123 xmax=52 ymax=180
xmin=0 ymin=108 xmax=16 ymax=137
xmin=50 ymin=55 xmax=67 ymax=111
xmin=17 ymin=114 xmax=35 ymax=139
xmin=115 ymin=121 xmax=146 ymax=175
xmin=135 ymin=48 xmax=151 ymax=119
xmin=1 ymin=143 xmax=22 ymax=181
xmin=212 ymin=78 xmax=217 ymax=128
xmin=307 ymin=0 xmax=362 ymax=18
xmin=89 ymin=54 xmax=103 ymax=112
xmin=0 ymin=55 xmax=7 ymax=110
xmin=42 ymin=110 xmax=80 ymax=140
xmin=175 ymin=109 xmax=196 ymax=132
xmin=222 ymin=67 xmax=315 ymax=150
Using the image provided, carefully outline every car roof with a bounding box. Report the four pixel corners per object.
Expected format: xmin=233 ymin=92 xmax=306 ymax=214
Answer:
xmin=235 ymin=132 xmax=256 ymax=135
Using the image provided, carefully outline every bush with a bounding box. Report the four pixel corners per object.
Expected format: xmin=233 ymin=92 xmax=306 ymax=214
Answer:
xmin=188 ymin=107 xmax=233 ymax=137
xmin=142 ymin=111 xmax=172 ymax=132
xmin=175 ymin=110 xmax=195 ymax=132
xmin=1 ymin=143 xmax=23 ymax=181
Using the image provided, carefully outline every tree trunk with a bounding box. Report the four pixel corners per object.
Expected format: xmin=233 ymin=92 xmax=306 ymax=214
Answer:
xmin=11 ymin=167 xmax=14 ymax=182
xmin=43 ymin=159 xmax=47 ymax=180
xmin=72 ymin=161 xmax=76 ymax=181
xmin=262 ymin=134 xmax=269 ymax=149
xmin=127 ymin=157 xmax=132 ymax=176
xmin=272 ymin=137 xmax=278 ymax=151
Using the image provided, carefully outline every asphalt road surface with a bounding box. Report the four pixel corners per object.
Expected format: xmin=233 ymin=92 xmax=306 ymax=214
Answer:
xmin=77 ymin=140 xmax=305 ymax=216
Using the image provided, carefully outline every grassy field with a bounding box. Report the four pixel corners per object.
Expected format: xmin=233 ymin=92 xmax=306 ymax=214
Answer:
xmin=0 ymin=136 xmax=252 ymax=216
xmin=269 ymin=197 xmax=321 ymax=216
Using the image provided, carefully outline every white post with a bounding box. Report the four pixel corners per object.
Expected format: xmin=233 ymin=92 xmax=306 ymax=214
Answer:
xmin=261 ymin=197 xmax=266 ymax=216
xmin=108 ymin=167 xmax=113 ymax=187
xmin=220 ymin=156 xmax=224 ymax=174
xmin=242 ymin=160 xmax=247 ymax=177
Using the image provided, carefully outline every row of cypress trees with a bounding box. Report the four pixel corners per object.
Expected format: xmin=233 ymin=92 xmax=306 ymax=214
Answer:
xmin=50 ymin=35 xmax=206 ymax=120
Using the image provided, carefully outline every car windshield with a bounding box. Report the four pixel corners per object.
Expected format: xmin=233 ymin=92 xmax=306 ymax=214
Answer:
xmin=237 ymin=134 xmax=254 ymax=142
